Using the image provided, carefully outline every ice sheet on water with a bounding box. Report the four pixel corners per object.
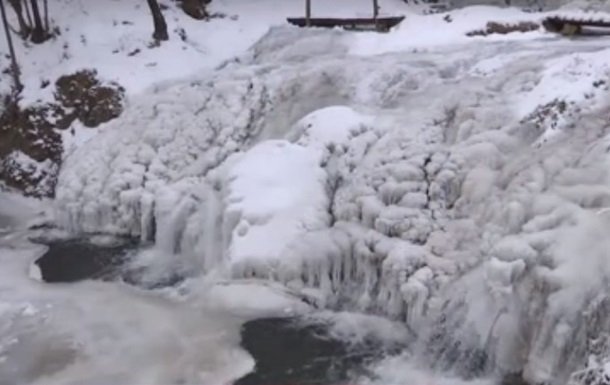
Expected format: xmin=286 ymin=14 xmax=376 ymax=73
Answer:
xmin=0 ymin=240 xmax=258 ymax=385
xmin=0 ymin=193 xmax=263 ymax=385
xmin=0 ymin=191 xmax=47 ymax=232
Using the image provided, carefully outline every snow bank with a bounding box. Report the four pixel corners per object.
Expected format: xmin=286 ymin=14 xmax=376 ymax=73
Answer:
xmin=349 ymin=6 xmax=546 ymax=56
xmin=516 ymin=48 xmax=610 ymax=116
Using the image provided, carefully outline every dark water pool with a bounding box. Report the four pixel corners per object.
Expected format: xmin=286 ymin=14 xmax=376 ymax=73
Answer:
xmin=34 ymin=238 xmax=136 ymax=282
xmin=33 ymin=238 xmax=401 ymax=385
xmin=237 ymin=316 xmax=400 ymax=385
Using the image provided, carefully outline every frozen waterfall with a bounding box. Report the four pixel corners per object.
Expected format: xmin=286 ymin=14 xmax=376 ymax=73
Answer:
xmin=54 ymin=23 xmax=610 ymax=385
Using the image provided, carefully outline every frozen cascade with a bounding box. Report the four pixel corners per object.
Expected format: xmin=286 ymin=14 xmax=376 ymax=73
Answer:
xmin=54 ymin=26 xmax=610 ymax=384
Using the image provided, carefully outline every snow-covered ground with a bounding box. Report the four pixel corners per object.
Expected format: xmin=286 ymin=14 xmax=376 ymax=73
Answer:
xmin=5 ymin=0 xmax=610 ymax=384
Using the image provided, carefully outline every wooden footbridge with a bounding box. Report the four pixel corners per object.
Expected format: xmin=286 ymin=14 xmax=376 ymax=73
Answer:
xmin=287 ymin=0 xmax=405 ymax=32
xmin=542 ymin=15 xmax=610 ymax=36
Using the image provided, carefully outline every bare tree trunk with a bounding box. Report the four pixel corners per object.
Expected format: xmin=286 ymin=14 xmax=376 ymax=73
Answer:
xmin=0 ymin=0 xmax=22 ymax=92
xmin=22 ymin=0 xmax=32 ymax=27
xmin=305 ymin=0 xmax=311 ymax=26
xmin=146 ymin=0 xmax=168 ymax=41
xmin=42 ymin=0 xmax=47 ymax=32
xmin=372 ymin=0 xmax=379 ymax=19
xmin=29 ymin=0 xmax=44 ymax=43
xmin=8 ymin=0 xmax=29 ymax=37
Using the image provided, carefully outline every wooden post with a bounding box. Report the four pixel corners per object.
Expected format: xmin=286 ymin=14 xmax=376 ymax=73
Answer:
xmin=372 ymin=0 xmax=379 ymax=31
xmin=305 ymin=0 xmax=311 ymax=26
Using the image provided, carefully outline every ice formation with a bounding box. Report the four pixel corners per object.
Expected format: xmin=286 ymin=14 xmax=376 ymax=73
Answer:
xmin=53 ymin=18 xmax=610 ymax=385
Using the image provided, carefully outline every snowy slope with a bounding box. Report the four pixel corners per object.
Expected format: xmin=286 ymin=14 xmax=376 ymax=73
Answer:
xmin=0 ymin=0 xmax=412 ymax=104
xmin=29 ymin=1 xmax=610 ymax=384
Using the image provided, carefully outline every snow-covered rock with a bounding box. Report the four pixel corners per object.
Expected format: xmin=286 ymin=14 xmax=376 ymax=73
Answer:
xmin=224 ymin=140 xmax=330 ymax=271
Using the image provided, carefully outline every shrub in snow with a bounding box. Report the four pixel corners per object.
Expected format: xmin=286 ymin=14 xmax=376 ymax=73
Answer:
xmin=0 ymin=99 xmax=62 ymax=196
xmin=0 ymin=70 xmax=125 ymax=196
xmin=0 ymin=151 xmax=58 ymax=196
xmin=54 ymin=70 xmax=125 ymax=128
xmin=466 ymin=21 xmax=540 ymax=36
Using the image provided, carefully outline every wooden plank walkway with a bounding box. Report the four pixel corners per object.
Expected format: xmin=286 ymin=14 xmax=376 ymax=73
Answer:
xmin=286 ymin=16 xmax=405 ymax=32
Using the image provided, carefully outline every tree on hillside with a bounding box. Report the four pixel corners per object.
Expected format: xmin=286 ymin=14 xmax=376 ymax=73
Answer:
xmin=43 ymin=0 xmax=48 ymax=31
xmin=7 ymin=0 xmax=52 ymax=43
xmin=28 ymin=0 xmax=45 ymax=43
xmin=23 ymin=0 xmax=33 ymax=30
xmin=0 ymin=0 xmax=22 ymax=92
xmin=7 ymin=0 xmax=29 ymax=37
xmin=146 ymin=0 xmax=168 ymax=41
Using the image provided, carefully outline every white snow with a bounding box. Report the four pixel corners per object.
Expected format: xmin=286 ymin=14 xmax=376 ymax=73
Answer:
xmin=0 ymin=190 xmax=47 ymax=231
xmin=224 ymin=140 xmax=330 ymax=266
xmin=349 ymin=6 xmax=546 ymax=56
xmin=204 ymin=280 xmax=312 ymax=318
xmin=290 ymin=105 xmax=374 ymax=146
xmin=59 ymin=121 xmax=102 ymax=159
xmin=516 ymin=47 xmax=610 ymax=117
